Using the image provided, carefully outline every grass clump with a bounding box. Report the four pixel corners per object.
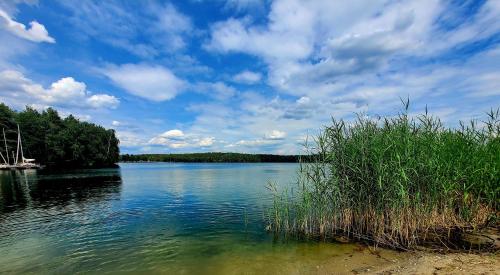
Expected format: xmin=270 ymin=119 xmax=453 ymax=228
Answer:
xmin=267 ymin=101 xmax=499 ymax=250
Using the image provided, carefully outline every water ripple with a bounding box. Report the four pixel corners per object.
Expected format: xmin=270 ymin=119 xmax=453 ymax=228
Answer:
xmin=0 ymin=163 xmax=299 ymax=273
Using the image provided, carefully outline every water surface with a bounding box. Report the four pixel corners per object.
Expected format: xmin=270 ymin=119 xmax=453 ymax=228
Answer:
xmin=0 ymin=163 xmax=402 ymax=274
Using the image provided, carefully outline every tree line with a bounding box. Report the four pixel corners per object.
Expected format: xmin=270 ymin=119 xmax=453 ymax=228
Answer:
xmin=0 ymin=103 xmax=119 ymax=168
xmin=120 ymin=152 xmax=305 ymax=163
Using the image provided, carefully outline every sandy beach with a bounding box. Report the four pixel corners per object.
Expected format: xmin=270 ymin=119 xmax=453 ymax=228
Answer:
xmin=353 ymin=251 xmax=499 ymax=275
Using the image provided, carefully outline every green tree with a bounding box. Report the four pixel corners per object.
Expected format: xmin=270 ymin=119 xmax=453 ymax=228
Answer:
xmin=0 ymin=103 xmax=120 ymax=168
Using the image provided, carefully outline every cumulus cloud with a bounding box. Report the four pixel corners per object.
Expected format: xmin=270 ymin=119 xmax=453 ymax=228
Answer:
xmin=205 ymin=0 xmax=500 ymax=99
xmin=225 ymin=129 xmax=287 ymax=149
xmin=102 ymin=64 xmax=236 ymax=103
xmin=159 ymin=129 xmax=185 ymax=139
xmin=0 ymin=70 xmax=119 ymax=109
xmin=87 ymin=94 xmax=119 ymax=108
xmin=232 ymin=70 xmax=262 ymax=84
xmin=206 ymin=16 xmax=313 ymax=61
xmin=191 ymin=0 xmax=500 ymax=155
xmin=102 ymin=64 xmax=186 ymax=101
xmin=198 ymin=137 xmax=215 ymax=147
xmin=0 ymin=8 xmax=54 ymax=43
xmin=265 ymin=130 xmax=286 ymax=140
xmin=148 ymin=129 xmax=215 ymax=149
xmin=282 ymin=96 xmax=315 ymax=120
xmin=1 ymin=0 xmax=498 ymax=156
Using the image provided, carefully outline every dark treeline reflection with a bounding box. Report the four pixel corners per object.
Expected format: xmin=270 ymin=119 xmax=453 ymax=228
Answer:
xmin=0 ymin=169 xmax=122 ymax=214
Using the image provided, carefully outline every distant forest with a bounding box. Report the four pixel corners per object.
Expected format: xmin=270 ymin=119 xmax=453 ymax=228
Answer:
xmin=0 ymin=103 xmax=119 ymax=168
xmin=120 ymin=153 xmax=304 ymax=163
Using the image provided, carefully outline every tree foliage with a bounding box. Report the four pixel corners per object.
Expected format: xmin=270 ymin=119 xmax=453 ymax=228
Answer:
xmin=121 ymin=152 xmax=303 ymax=163
xmin=0 ymin=103 xmax=119 ymax=168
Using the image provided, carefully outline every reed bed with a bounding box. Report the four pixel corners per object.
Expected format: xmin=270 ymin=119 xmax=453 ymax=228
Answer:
xmin=267 ymin=101 xmax=499 ymax=250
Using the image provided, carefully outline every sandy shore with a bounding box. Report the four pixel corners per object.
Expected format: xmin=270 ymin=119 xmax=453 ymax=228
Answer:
xmin=302 ymin=244 xmax=499 ymax=275
xmin=365 ymin=252 xmax=499 ymax=275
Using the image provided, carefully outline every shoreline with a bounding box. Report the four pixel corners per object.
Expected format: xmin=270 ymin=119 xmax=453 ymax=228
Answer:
xmin=369 ymin=251 xmax=499 ymax=274
xmin=295 ymin=243 xmax=500 ymax=274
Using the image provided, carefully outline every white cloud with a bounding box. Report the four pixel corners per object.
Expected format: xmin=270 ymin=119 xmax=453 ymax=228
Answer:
xmin=87 ymin=94 xmax=119 ymax=109
xmin=158 ymin=4 xmax=192 ymax=32
xmin=116 ymin=131 xmax=146 ymax=147
xmin=281 ymin=96 xmax=316 ymax=120
xmin=206 ymin=16 xmax=313 ymax=61
xmin=0 ymin=70 xmax=119 ymax=109
xmin=0 ymin=1 xmax=38 ymax=14
xmin=207 ymin=0 xmax=487 ymax=97
xmin=189 ymin=0 xmax=500 ymax=155
xmin=197 ymin=137 xmax=214 ymax=147
xmin=206 ymin=0 xmax=398 ymax=63
xmin=58 ymin=110 xmax=92 ymax=122
xmin=0 ymin=32 xmax=34 ymax=70
xmin=232 ymin=70 xmax=262 ymax=84
xmin=160 ymin=129 xmax=184 ymax=139
xmin=148 ymin=129 xmax=216 ymax=149
xmin=112 ymin=120 xmax=121 ymax=126
xmin=102 ymin=64 xmax=185 ymax=101
xmin=192 ymin=81 xmax=237 ymax=100
xmin=0 ymin=8 xmax=54 ymax=43
xmin=1 ymin=0 xmax=498 ymax=156
xmin=265 ymin=130 xmax=286 ymax=140
xmin=60 ymin=1 xmax=192 ymax=57
xmin=235 ymin=139 xmax=274 ymax=147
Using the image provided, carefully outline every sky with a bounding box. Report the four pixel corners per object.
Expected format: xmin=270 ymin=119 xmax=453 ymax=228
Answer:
xmin=0 ymin=0 xmax=499 ymax=154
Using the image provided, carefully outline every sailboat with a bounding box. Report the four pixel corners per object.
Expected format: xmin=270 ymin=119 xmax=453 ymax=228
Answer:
xmin=0 ymin=126 xmax=41 ymax=170
xmin=14 ymin=125 xmax=41 ymax=169
xmin=0 ymin=128 xmax=11 ymax=170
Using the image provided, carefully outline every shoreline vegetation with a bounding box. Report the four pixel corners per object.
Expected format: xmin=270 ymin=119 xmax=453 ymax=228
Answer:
xmin=0 ymin=103 xmax=119 ymax=169
xmin=267 ymin=101 xmax=499 ymax=252
xmin=120 ymin=152 xmax=305 ymax=163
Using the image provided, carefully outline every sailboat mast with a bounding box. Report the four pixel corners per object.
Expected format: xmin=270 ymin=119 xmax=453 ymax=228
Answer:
xmin=0 ymin=151 xmax=6 ymax=164
xmin=16 ymin=125 xmax=20 ymax=164
xmin=3 ymin=128 xmax=9 ymax=164
xmin=18 ymin=125 xmax=24 ymax=164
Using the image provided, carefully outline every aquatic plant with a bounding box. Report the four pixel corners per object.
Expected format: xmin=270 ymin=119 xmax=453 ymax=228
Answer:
xmin=267 ymin=101 xmax=499 ymax=250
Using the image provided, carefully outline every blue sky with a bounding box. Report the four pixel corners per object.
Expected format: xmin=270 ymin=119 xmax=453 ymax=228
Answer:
xmin=0 ymin=0 xmax=499 ymax=154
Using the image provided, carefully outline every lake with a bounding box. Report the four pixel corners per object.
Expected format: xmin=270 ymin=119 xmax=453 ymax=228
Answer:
xmin=0 ymin=163 xmax=403 ymax=274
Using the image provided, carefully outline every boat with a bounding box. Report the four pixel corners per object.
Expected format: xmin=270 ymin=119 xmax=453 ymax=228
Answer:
xmin=14 ymin=125 xmax=41 ymax=169
xmin=0 ymin=128 xmax=11 ymax=169
xmin=1 ymin=126 xmax=41 ymax=170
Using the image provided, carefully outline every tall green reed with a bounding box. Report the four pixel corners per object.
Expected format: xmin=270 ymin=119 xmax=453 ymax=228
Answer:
xmin=268 ymin=102 xmax=499 ymax=250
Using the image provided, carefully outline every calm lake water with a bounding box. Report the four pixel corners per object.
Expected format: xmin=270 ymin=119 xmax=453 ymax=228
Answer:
xmin=0 ymin=163 xmax=402 ymax=274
